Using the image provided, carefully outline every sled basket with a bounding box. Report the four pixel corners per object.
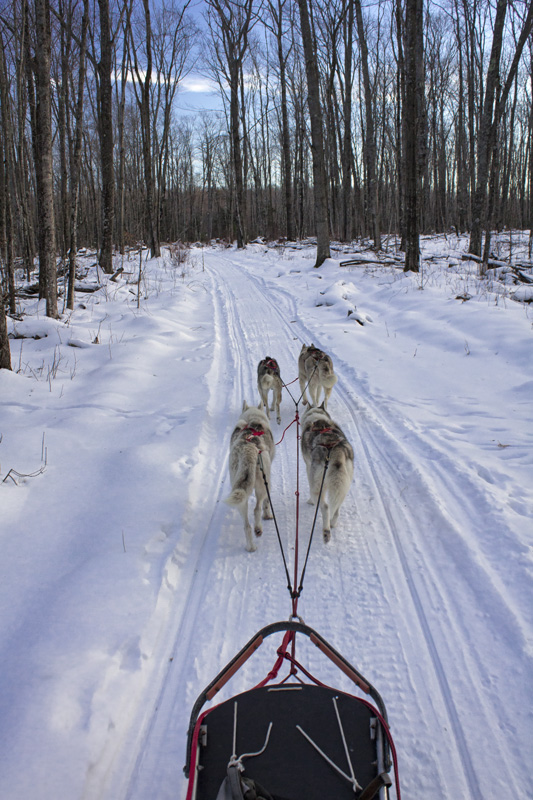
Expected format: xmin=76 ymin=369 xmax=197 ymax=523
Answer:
xmin=184 ymin=620 xmax=395 ymax=800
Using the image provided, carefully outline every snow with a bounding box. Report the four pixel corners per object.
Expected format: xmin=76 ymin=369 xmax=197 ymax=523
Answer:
xmin=1 ymin=234 xmax=532 ymax=800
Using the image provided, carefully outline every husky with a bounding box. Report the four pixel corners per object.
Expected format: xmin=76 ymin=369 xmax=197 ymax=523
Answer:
xmin=301 ymin=404 xmax=354 ymax=542
xmin=257 ymin=357 xmax=283 ymax=424
xmin=298 ymin=344 xmax=338 ymax=409
xmin=225 ymin=402 xmax=276 ymax=552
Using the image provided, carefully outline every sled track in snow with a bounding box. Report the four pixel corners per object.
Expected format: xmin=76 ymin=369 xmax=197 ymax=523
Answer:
xmin=119 ymin=257 xmax=301 ymax=800
xmin=203 ymin=253 xmax=507 ymax=799
xmin=340 ymin=403 xmax=481 ymax=798
xmin=115 ymin=252 xmax=520 ymax=800
xmin=109 ymin=266 xmax=250 ymax=800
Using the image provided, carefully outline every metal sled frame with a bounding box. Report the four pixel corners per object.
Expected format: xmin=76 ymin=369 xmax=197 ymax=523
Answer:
xmin=184 ymin=620 xmax=397 ymax=800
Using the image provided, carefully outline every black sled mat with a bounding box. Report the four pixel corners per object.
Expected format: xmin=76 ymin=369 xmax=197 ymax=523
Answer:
xmin=193 ymin=683 xmax=384 ymax=800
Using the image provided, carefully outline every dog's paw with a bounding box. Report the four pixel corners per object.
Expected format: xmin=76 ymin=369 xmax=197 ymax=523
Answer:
xmin=307 ymin=497 xmax=314 ymax=505
xmin=254 ymin=526 xmax=263 ymax=537
xmin=323 ymin=529 xmax=331 ymax=543
xmin=262 ymin=508 xmax=273 ymax=520
xmin=276 ymin=415 xmax=281 ymax=424
xmin=246 ymin=539 xmax=257 ymax=552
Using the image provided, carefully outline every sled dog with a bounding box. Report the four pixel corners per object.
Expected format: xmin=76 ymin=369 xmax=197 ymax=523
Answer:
xmin=225 ymin=402 xmax=276 ymax=552
xmin=301 ymin=404 xmax=354 ymax=542
xmin=298 ymin=344 xmax=338 ymax=409
xmin=257 ymin=357 xmax=283 ymax=424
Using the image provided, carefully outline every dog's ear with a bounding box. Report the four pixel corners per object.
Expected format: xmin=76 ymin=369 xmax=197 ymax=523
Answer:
xmin=242 ymin=400 xmax=249 ymax=412
xmin=257 ymin=400 xmax=263 ymax=410
xmin=320 ymin=401 xmax=326 ymax=410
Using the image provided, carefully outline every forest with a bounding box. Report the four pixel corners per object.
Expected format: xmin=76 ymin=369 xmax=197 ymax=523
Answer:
xmin=0 ymin=0 xmax=533 ymax=338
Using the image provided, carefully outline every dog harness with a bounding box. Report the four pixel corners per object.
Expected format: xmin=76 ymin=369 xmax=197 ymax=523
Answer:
xmin=263 ymin=357 xmax=280 ymax=373
xmin=308 ymin=423 xmax=345 ymax=449
xmin=244 ymin=427 xmax=265 ymax=448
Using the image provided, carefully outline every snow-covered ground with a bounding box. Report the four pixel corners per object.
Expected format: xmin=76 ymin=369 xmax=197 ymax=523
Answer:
xmin=1 ymin=234 xmax=532 ymax=800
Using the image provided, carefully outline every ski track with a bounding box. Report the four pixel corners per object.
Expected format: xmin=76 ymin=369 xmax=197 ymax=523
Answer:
xmin=105 ymin=252 xmax=530 ymax=800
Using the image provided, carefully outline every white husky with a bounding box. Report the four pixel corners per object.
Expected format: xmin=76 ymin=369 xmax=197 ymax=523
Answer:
xmin=225 ymin=402 xmax=276 ymax=552
xmin=298 ymin=344 xmax=338 ymax=409
xmin=300 ymin=404 xmax=354 ymax=542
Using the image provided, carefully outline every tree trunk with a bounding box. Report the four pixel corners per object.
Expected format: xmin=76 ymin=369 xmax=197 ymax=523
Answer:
xmin=469 ymin=0 xmax=507 ymax=259
xmin=0 ymin=291 xmax=11 ymax=371
xmin=403 ymin=0 xmax=423 ymax=272
xmin=297 ymin=0 xmax=330 ymax=267
xmin=97 ymin=0 xmax=115 ymax=274
xmin=354 ymin=0 xmax=380 ymax=249
xmin=207 ymin=0 xmax=253 ymax=249
xmin=0 ymin=31 xmax=17 ymax=314
xmin=268 ymin=0 xmax=294 ymax=241
xmin=67 ymin=0 xmax=89 ymax=310
xmin=34 ymin=0 xmax=59 ymax=315
xmin=341 ymin=0 xmax=354 ymax=242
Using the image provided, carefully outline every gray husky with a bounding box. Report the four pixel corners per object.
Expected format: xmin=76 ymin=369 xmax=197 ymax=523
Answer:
xmin=225 ymin=402 xmax=276 ymax=552
xmin=298 ymin=344 xmax=338 ymax=409
xmin=257 ymin=357 xmax=283 ymax=424
xmin=301 ymin=404 xmax=354 ymax=542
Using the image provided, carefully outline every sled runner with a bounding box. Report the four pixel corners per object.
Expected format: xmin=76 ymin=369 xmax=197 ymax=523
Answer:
xmin=184 ymin=620 xmax=399 ymax=800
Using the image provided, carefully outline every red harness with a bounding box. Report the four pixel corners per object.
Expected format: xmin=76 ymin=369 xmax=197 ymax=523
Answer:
xmin=244 ymin=427 xmax=265 ymax=445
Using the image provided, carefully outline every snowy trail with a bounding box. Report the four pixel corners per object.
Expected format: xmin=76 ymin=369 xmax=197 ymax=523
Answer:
xmin=2 ymin=245 xmax=531 ymax=800
xmin=105 ymin=251 xmax=530 ymax=800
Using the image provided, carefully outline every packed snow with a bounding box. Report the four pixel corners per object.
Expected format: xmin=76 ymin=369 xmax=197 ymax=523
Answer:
xmin=0 ymin=233 xmax=532 ymax=800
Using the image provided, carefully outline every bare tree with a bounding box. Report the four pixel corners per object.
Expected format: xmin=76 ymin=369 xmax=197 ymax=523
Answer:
xmin=207 ymin=0 xmax=255 ymax=248
xmin=339 ymin=0 xmax=355 ymax=242
xmin=468 ymin=0 xmax=507 ymax=260
xmin=403 ymin=0 xmax=424 ymax=272
xmin=0 ymin=27 xmax=16 ymax=314
xmin=96 ymin=0 xmax=115 ymax=273
xmin=33 ymin=0 xmax=59 ymax=315
xmin=66 ymin=0 xmax=89 ymax=310
xmin=126 ymin=0 xmax=160 ymax=257
xmin=469 ymin=0 xmax=533 ymax=265
xmin=296 ymin=0 xmax=330 ymax=266
xmin=265 ymin=0 xmax=294 ymax=240
xmin=0 ymin=290 xmax=11 ymax=370
xmin=354 ymin=0 xmax=380 ymax=249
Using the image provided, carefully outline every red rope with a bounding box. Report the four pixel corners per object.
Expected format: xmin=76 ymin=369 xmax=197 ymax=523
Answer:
xmin=292 ymin=409 xmax=301 ymax=623
xmin=252 ymin=630 xmax=295 ymax=690
xmin=275 ymin=416 xmax=297 ymax=446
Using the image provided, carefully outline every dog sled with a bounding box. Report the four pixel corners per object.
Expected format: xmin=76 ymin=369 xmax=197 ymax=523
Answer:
xmin=184 ymin=619 xmax=399 ymax=800
xmin=184 ymin=355 xmax=401 ymax=800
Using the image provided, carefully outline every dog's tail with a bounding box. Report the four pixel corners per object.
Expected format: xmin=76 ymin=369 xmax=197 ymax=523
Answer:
xmin=260 ymin=374 xmax=274 ymax=389
xmin=225 ymin=454 xmax=257 ymax=507
xmin=225 ymin=487 xmax=248 ymax=506
xmin=326 ymin=448 xmax=353 ymax=513
xmin=321 ymin=371 xmax=338 ymax=389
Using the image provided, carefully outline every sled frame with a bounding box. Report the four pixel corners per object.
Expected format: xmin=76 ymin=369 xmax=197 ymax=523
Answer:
xmin=184 ymin=619 xmax=389 ymax=778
